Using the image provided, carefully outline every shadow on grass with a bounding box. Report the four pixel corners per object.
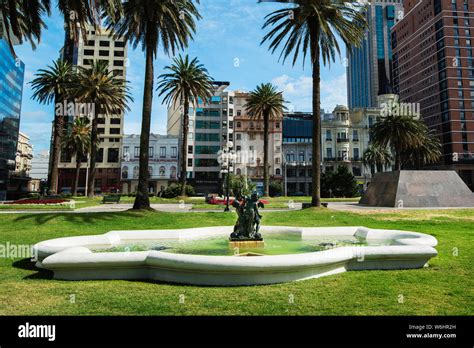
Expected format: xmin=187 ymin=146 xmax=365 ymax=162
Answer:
xmin=12 ymin=210 xmax=156 ymax=226
xmin=12 ymin=258 xmax=54 ymax=280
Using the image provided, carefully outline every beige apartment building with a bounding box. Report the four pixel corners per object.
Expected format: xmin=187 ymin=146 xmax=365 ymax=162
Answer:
xmin=57 ymin=25 xmax=128 ymax=194
xmin=233 ymin=91 xmax=283 ymax=186
xmin=15 ymin=132 xmax=33 ymax=175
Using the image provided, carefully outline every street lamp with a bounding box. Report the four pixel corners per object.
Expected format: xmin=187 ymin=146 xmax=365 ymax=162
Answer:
xmin=221 ymin=141 xmax=234 ymax=212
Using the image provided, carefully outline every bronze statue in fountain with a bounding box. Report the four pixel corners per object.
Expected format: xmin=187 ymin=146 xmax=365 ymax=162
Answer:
xmin=230 ymin=192 xmax=264 ymax=243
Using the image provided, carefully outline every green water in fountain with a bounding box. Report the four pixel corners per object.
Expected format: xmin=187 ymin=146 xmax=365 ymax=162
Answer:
xmin=94 ymin=233 xmax=391 ymax=256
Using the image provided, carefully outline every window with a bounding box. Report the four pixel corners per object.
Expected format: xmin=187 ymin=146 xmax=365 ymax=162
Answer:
xmin=236 ymin=133 xmax=242 ymax=140
xmin=110 ymin=128 xmax=120 ymax=134
xmin=99 ymin=50 xmax=109 ymax=57
xmin=84 ymin=49 xmax=94 ymax=56
xmin=236 ymin=121 xmax=241 ymax=128
xmin=99 ymin=40 xmax=110 ymax=47
xmin=171 ymin=147 xmax=177 ymax=158
xmin=249 ymin=133 xmax=256 ymax=140
xmin=326 ymin=130 xmax=332 ymax=140
xmin=134 ymin=146 xmax=140 ymax=158
xmin=275 ymin=168 xmax=281 ymax=176
xmin=188 ymin=145 xmax=193 ymax=154
xmin=114 ymin=60 xmax=124 ymax=67
xmin=122 ymin=166 xmax=129 ymax=179
xmin=108 ymin=148 xmax=119 ymax=163
xmin=353 ymin=130 xmax=359 ymax=141
xmin=326 ymin=148 xmax=333 ymax=159
xmin=275 ymin=122 xmax=280 ymax=129
xmin=299 ymin=151 xmax=305 ymax=162
xmin=114 ymin=51 xmax=124 ymax=57
xmin=170 ymin=166 xmax=177 ymax=179
xmin=188 ymin=158 xmax=193 ymax=167
xmin=96 ymin=148 xmax=104 ymax=163
xmin=354 ymin=148 xmax=360 ymax=160
xmin=133 ymin=166 xmax=139 ymax=179
xmin=160 ymin=147 xmax=166 ymax=158
xmin=149 ymin=147 xmax=154 ymax=158
xmin=110 ymin=118 xmax=121 ymax=124
xmin=115 ymin=41 xmax=125 ymax=48
xmin=97 ymin=118 xmax=105 ymax=124
xmin=85 ymin=40 xmax=95 ymax=46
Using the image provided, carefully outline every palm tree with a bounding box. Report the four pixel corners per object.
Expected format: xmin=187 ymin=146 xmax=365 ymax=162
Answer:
xmin=0 ymin=0 xmax=50 ymax=54
xmin=245 ymin=83 xmax=286 ymax=197
xmin=157 ymin=54 xmax=214 ymax=196
xmin=261 ymin=0 xmax=367 ymax=206
xmin=403 ymin=130 xmax=442 ymax=170
xmin=362 ymin=144 xmax=392 ymax=173
xmin=62 ymin=117 xmax=91 ymax=196
xmin=71 ymin=60 xmax=132 ymax=196
xmin=105 ymin=0 xmax=201 ymax=209
xmin=30 ymin=59 xmax=74 ymax=193
xmin=371 ymin=115 xmax=426 ymax=170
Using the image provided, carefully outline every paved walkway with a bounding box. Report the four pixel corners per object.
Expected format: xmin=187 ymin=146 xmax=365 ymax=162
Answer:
xmin=326 ymin=202 xmax=474 ymax=212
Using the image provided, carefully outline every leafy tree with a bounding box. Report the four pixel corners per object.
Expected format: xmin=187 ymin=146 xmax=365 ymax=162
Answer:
xmin=245 ymin=83 xmax=286 ymax=197
xmin=105 ymin=0 xmax=201 ymax=209
xmin=30 ymin=59 xmax=74 ymax=193
xmin=261 ymin=0 xmax=367 ymax=206
xmin=61 ymin=117 xmax=91 ymax=196
xmin=322 ymin=166 xmax=358 ymax=198
xmin=363 ymin=144 xmax=392 ymax=173
xmin=157 ymin=54 xmax=214 ymax=196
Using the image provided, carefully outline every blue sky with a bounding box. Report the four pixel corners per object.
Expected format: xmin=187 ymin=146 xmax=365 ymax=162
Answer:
xmin=15 ymin=0 xmax=348 ymax=153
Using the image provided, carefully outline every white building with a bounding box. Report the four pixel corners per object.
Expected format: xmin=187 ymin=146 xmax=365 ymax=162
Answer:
xmin=121 ymin=134 xmax=179 ymax=194
xmin=57 ymin=25 xmax=128 ymax=193
xmin=30 ymin=150 xmax=49 ymax=180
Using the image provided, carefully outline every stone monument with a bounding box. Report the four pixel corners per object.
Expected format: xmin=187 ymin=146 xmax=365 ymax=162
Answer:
xmin=360 ymin=170 xmax=474 ymax=208
xmin=229 ymin=192 xmax=265 ymax=248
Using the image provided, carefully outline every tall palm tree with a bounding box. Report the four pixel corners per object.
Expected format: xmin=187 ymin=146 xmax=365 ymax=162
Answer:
xmin=157 ymin=54 xmax=214 ymax=196
xmin=245 ymin=83 xmax=286 ymax=197
xmin=105 ymin=0 xmax=201 ymax=209
xmin=403 ymin=130 xmax=442 ymax=170
xmin=362 ymin=144 xmax=392 ymax=173
xmin=371 ymin=115 xmax=426 ymax=170
xmin=71 ymin=60 xmax=132 ymax=196
xmin=62 ymin=117 xmax=91 ymax=196
xmin=261 ymin=0 xmax=367 ymax=206
xmin=0 ymin=0 xmax=50 ymax=54
xmin=30 ymin=58 xmax=74 ymax=193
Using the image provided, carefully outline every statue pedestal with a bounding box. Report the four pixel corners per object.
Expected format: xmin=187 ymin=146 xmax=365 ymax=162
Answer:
xmin=229 ymin=240 xmax=265 ymax=249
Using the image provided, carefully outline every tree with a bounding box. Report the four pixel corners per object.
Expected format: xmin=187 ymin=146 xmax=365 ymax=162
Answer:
xmin=261 ymin=0 xmax=367 ymax=206
xmin=323 ymin=165 xmax=358 ymax=198
xmin=362 ymin=144 xmax=392 ymax=173
xmin=157 ymin=54 xmax=214 ymax=196
xmin=106 ymin=0 xmax=201 ymax=209
xmin=245 ymin=83 xmax=286 ymax=197
xmin=30 ymin=59 xmax=74 ymax=193
xmin=61 ymin=117 xmax=91 ymax=196
xmin=71 ymin=60 xmax=132 ymax=196
xmin=371 ymin=115 xmax=426 ymax=170
xmin=403 ymin=129 xmax=442 ymax=170
xmin=0 ymin=0 xmax=50 ymax=54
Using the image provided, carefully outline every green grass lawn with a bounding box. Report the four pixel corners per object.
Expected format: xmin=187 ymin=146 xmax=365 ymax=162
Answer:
xmin=0 ymin=208 xmax=472 ymax=316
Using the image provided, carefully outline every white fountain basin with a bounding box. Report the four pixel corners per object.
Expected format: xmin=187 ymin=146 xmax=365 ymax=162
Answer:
xmin=33 ymin=226 xmax=438 ymax=286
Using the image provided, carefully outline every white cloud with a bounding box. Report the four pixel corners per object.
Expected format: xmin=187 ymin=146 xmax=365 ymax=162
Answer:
xmin=272 ymin=73 xmax=348 ymax=113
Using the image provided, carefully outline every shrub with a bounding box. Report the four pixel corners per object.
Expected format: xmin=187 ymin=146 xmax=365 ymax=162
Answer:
xmin=162 ymin=184 xmax=195 ymax=198
xmin=269 ymin=180 xmax=283 ymax=197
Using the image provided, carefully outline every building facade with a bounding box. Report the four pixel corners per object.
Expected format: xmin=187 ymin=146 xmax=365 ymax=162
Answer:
xmin=167 ymin=82 xmax=235 ymax=194
xmin=0 ymin=38 xmax=25 ymax=200
xmin=233 ymin=91 xmax=283 ymax=190
xmin=56 ymin=26 xmax=128 ymax=194
xmin=30 ymin=150 xmax=49 ymax=180
xmin=347 ymin=0 xmax=404 ymax=108
xmin=15 ymin=132 xmax=33 ymax=175
xmin=121 ymin=134 xmax=179 ymax=194
xmin=283 ymin=101 xmax=393 ymax=196
xmin=391 ymin=0 xmax=474 ymax=189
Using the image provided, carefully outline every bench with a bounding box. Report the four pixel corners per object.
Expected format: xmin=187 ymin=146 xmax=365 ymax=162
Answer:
xmin=102 ymin=195 xmax=121 ymax=204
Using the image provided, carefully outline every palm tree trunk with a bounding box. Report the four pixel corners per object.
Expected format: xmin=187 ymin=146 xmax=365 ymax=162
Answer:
xmin=73 ymin=152 xmax=81 ymax=196
xmin=180 ymin=92 xmax=190 ymax=197
xmin=263 ymin=111 xmax=270 ymax=197
xmin=395 ymin=150 xmax=401 ymax=171
xmin=87 ymin=105 xmax=99 ymax=197
xmin=49 ymin=113 xmax=63 ymax=194
xmin=133 ymin=44 xmax=154 ymax=209
xmin=310 ymin=23 xmax=321 ymax=207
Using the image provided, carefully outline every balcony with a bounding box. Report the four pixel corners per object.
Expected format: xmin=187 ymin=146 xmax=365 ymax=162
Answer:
xmin=336 ymin=138 xmax=349 ymax=143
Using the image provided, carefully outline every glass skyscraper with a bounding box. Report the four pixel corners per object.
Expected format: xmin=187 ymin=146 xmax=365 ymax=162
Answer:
xmin=347 ymin=1 xmax=403 ymax=109
xmin=0 ymin=38 xmax=25 ymax=200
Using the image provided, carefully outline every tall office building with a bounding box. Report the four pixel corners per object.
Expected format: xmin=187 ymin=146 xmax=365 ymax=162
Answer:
xmin=392 ymin=0 xmax=474 ymax=188
xmin=347 ymin=0 xmax=404 ymax=108
xmin=0 ymin=37 xmax=25 ymax=200
xmin=56 ymin=25 xmax=128 ymax=194
xmin=167 ymin=82 xmax=236 ymax=194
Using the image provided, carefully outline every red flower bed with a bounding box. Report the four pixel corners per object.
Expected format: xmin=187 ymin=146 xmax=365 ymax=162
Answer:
xmin=11 ymin=199 xmax=68 ymax=205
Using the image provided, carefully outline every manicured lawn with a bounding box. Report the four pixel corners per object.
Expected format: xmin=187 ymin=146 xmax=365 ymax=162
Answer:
xmin=0 ymin=208 xmax=472 ymax=315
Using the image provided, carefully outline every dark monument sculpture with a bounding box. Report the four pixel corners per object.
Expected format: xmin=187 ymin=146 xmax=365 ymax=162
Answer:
xmin=230 ymin=192 xmax=264 ymax=241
